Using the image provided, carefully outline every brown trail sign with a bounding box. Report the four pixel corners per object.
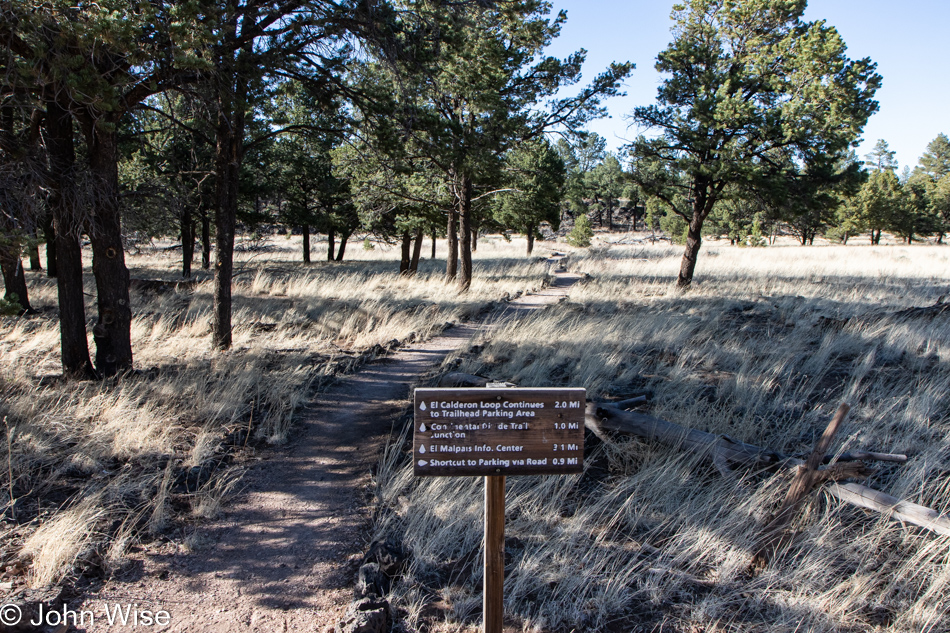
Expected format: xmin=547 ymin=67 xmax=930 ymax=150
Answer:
xmin=413 ymin=388 xmax=586 ymax=476
xmin=413 ymin=387 xmax=586 ymax=633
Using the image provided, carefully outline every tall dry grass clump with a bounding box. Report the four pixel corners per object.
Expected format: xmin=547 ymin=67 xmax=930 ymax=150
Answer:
xmin=0 ymin=235 xmax=550 ymax=590
xmin=373 ymin=243 xmax=950 ymax=632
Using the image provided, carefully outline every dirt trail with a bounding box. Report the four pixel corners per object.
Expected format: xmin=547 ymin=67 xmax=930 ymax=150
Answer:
xmin=77 ymin=265 xmax=582 ymax=632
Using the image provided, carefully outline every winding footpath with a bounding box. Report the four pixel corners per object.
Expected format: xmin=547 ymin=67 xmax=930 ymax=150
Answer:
xmin=78 ymin=264 xmax=582 ymax=632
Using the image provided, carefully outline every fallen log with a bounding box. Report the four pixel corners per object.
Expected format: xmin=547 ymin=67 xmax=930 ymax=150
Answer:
xmin=585 ymin=402 xmax=950 ymax=538
xmin=829 ymin=482 xmax=950 ymax=537
xmin=584 ymin=402 xmax=783 ymax=468
xmin=433 ymin=373 xmax=948 ymax=537
xmin=750 ymin=404 xmax=850 ymax=569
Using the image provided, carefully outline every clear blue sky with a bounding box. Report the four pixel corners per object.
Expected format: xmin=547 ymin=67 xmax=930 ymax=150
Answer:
xmin=546 ymin=0 xmax=950 ymax=171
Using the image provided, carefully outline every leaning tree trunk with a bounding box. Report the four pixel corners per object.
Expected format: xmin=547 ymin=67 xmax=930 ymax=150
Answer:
xmin=327 ymin=228 xmax=335 ymax=262
xmin=44 ymin=97 xmax=93 ymax=377
xmin=335 ymin=231 xmax=350 ymax=261
xmin=181 ymin=205 xmax=194 ymax=278
xmin=677 ymin=184 xmax=721 ymax=289
xmin=678 ymin=216 xmax=703 ymax=289
xmin=82 ymin=118 xmax=133 ymax=376
xmin=446 ymin=208 xmax=458 ymax=281
xmin=526 ymin=224 xmax=535 ymax=255
xmin=409 ymin=227 xmax=423 ymax=274
xmin=458 ymin=176 xmax=473 ymax=292
xmin=302 ymin=225 xmax=311 ymax=263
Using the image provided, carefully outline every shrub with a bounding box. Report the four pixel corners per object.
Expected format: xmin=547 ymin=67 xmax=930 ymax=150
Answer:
xmin=566 ymin=215 xmax=593 ymax=247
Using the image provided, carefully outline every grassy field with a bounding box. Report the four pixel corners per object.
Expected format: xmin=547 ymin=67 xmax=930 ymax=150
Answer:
xmin=372 ymin=240 xmax=950 ymax=632
xmin=0 ymin=235 xmax=552 ymax=591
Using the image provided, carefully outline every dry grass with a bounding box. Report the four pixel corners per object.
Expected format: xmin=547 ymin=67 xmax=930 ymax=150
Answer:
xmin=0 ymin=234 xmax=551 ymax=590
xmin=373 ymin=241 xmax=950 ymax=632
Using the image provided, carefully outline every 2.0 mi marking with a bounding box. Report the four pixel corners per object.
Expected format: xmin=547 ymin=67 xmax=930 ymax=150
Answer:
xmin=554 ymin=401 xmax=581 ymax=409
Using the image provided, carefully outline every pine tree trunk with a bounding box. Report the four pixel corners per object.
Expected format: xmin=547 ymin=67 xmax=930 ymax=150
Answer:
xmin=678 ymin=197 xmax=708 ymax=289
xmin=45 ymin=97 xmax=93 ymax=377
xmin=302 ymin=225 xmax=311 ymax=263
xmin=0 ymin=252 xmax=30 ymax=314
xmin=327 ymin=228 xmax=335 ymax=262
xmin=28 ymin=237 xmax=41 ymax=271
xmin=459 ymin=177 xmax=473 ymax=292
xmin=201 ymin=209 xmax=211 ymax=270
xmin=409 ymin=227 xmax=423 ymax=273
xmin=212 ymin=83 xmax=244 ymax=351
xmin=82 ymin=121 xmax=133 ymax=376
xmin=607 ymin=199 xmax=613 ymax=231
xmin=526 ymin=224 xmax=535 ymax=255
xmin=431 ymin=227 xmax=437 ymax=259
xmin=446 ymin=207 xmax=458 ymax=281
xmin=335 ymin=232 xmax=349 ymax=261
xmin=181 ymin=206 xmax=194 ymax=279
xmin=43 ymin=214 xmax=57 ymax=278
xmin=399 ymin=230 xmax=412 ymax=275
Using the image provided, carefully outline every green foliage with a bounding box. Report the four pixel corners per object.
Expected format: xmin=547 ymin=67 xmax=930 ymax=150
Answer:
xmin=362 ymin=237 xmax=375 ymax=250
xmin=494 ymin=139 xmax=566 ymax=236
xmin=865 ymin=139 xmax=899 ymax=172
xmin=566 ymin=215 xmax=593 ymax=248
xmin=628 ymin=0 xmax=880 ymax=284
xmin=857 ymin=169 xmax=904 ymax=244
xmin=0 ymin=295 xmax=23 ymax=317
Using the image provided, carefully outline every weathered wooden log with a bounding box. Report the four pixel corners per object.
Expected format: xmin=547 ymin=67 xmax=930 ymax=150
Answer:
xmin=827 ymin=450 xmax=907 ymax=464
xmin=613 ymin=395 xmax=649 ymax=409
xmin=585 ymin=402 xmax=950 ymax=537
xmin=829 ymin=483 xmax=950 ymax=537
xmin=750 ymin=404 xmax=850 ymax=569
xmin=584 ymin=402 xmax=783 ymax=468
xmin=432 ymin=375 xmax=946 ymax=537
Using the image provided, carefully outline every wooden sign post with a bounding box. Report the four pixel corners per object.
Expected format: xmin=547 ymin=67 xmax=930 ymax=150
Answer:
xmin=413 ymin=387 xmax=586 ymax=633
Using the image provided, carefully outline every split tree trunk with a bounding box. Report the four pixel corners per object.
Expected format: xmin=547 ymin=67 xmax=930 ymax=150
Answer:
xmin=409 ymin=227 xmax=423 ymax=274
xmin=82 ymin=120 xmax=133 ymax=376
xmin=335 ymin=231 xmax=350 ymax=261
xmin=44 ymin=98 xmax=93 ymax=377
